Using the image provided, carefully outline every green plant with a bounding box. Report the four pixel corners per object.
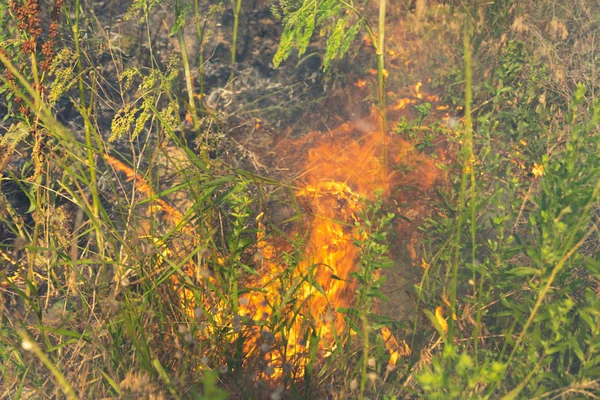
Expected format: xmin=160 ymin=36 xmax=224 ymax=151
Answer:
xmin=0 ymin=1 xmax=258 ymax=397
xmin=394 ymin=102 xmax=445 ymax=153
xmin=413 ymin=8 xmax=600 ymax=397
xmin=352 ymin=194 xmax=396 ymax=398
xmin=272 ymin=0 xmax=389 ymax=175
xmin=2 ymin=0 xmax=600 ymax=398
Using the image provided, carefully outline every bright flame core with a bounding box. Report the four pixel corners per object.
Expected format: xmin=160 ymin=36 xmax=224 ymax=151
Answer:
xmin=234 ymin=110 xmax=443 ymax=377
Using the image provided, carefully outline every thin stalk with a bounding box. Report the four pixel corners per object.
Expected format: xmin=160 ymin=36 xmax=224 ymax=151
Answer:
xmin=18 ymin=330 xmax=78 ymax=400
xmin=177 ymin=30 xmax=201 ymax=131
xmin=377 ymin=0 xmax=387 ymax=183
xmin=500 ymin=355 xmax=545 ymax=400
xmin=29 ymin=52 xmax=40 ymax=90
xmin=337 ymin=1 xmax=387 ymax=150
xmin=463 ymin=22 xmax=480 ymax=358
xmin=27 ymin=120 xmax=44 ymax=298
xmin=174 ymin=0 xmax=201 ymax=135
xmin=143 ymin=0 xmax=158 ymax=69
xmin=230 ymin=0 xmax=242 ymax=80
xmin=193 ymin=0 xmax=205 ymax=99
xmin=448 ymin=123 xmax=466 ymax=342
xmin=29 ymin=209 xmax=40 ymax=298
xmin=359 ymin=311 xmax=369 ymax=399
xmin=73 ymin=0 xmax=104 ymax=255
xmin=19 ymin=1 xmax=43 ymax=297
xmin=448 ymin=20 xmax=474 ymax=343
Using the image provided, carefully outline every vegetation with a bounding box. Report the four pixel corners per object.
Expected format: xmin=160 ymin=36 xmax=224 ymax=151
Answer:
xmin=1 ymin=0 xmax=599 ymax=399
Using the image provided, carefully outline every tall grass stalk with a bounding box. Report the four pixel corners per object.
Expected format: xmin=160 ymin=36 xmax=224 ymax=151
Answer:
xmin=377 ymin=0 xmax=387 ymax=182
xmin=194 ymin=0 xmax=206 ymax=99
xmin=463 ymin=20 xmax=480 ymax=358
xmin=448 ymin=19 xmax=474 ymax=344
xmin=230 ymin=0 xmax=243 ymax=80
xmin=359 ymin=311 xmax=370 ymax=399
xmin=175 ymin=0 xmax=201 ymax=134
xmin=336 ymin=2 xmax=387 ymax=177
xmin=143 ymin=0 xmax=158 ymax=68
xmin=73 ymin=0 xmax=105 ymax=257
xmin=17 ymin=330 xmax=78 ymax=400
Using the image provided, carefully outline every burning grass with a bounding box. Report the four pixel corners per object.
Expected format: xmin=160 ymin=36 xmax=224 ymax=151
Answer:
xmin=169 ymin=100 xmax=450 ymax=388
xmin=93 ymin=89 xmax=452 ymax=393
xmin=3 ymin=1 xmax=598 ymax=398
xmin=1 ymin=60 xmax=455 ymax=396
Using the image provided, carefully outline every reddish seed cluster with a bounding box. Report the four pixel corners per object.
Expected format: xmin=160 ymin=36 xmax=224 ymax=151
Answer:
xmin=7 ymin=0 xmax=66 ymax=68
xmin=9 ymin=0 xmax=42 ymax=39
xmin=0 ymin=48 xmax=12 ymax=82
xmin=49 ymin=23 xmax=60 ymax=38
xmin=52 ymin=0 xmax=66 ymax=20
xmin=39 ymin=42 xmax=55 ymax=71
xmin=0 ymin=48 xmax=26 ymax=114
xmin=40 ymin=0 xmax=66 ymax=71
xmin=13 ymin=95 xmax=29 ymax=116
xmin=2 ymin=0 xmax=67 ymax=116
xmin=21 ymin=38 xmax=37 ymax=55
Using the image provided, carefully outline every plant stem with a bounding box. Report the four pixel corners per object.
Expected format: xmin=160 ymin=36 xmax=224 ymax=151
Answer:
xmin=359 ymin=311 xmax=369 ymax=399
xmin=194 ymin=0 xmax=205 ymax=100
xmin=143 ymin=0 xmax=158 ymax=69
xmin=449 ymin=18 xmax=474 ymax=343
xmin=463 ymin=19 xmax=479 ymax=358
xmin=175 ymin=0 xmax=201 ymax=135
xmin=73 ymin=0 xmax=104 ymax=256
xmin=178 ymin=31 xmax=200 ymax=130
xmin=377 ymin=0 xmax=387 ymax=184
xmin=18 ymin=330 xmax=78 ymax=400
xmin=230 ymin=0 xmax=243 ymax=80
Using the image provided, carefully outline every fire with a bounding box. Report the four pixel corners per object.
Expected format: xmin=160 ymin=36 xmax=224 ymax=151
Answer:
xmin=232 ymin=122 xmax=389 ymax=376
xmin=410 ymin=81 xmax=423 ymax=99
xmin=393 ymin=97 xmax=414 ymax=110
xmin=106 ymin=80 xmax=449 ymax=381
xmin=234 ymin=104 xmax=447 ymax=377
xmin=355 ymin=79 xmax=368 ymax=88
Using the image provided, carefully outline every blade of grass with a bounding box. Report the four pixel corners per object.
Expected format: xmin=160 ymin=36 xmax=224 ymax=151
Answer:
xmin=17 ymin=329 xmax=77 ymax=400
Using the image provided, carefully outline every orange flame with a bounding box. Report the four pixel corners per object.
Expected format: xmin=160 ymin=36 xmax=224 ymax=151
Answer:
xmin=234 ymin=107 xmax=445 ymax=376
xmin=107 ymin=81 xmax=450 ymax=381
xmin=410 ymin=81 xmax=423 ymax=99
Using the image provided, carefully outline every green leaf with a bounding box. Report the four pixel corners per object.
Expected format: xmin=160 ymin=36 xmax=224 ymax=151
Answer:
xmin=568 ymin=335 xmax=585 ymax=362
xmin=423 ymin=309 xmax=446 ymax=340
xmin=507 ymin=267 xmax=540 ymax=276
xmin=305 ymin=273 xmax=327 ymax=297
xmin=101 ymin=371 xmax=121 ymax=396
xmin=368 ymin=288 xmax=389 ymax=302
xmin=170 ymin=3 xmax=192 ymax=36
xmin=574 ymin=83 xmax=587 ymax=105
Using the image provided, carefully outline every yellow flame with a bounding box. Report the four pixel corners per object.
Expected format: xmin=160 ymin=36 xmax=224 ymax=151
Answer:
xmin=111 ymin=83 xmax=450 ymax=381
xmin=435 ymin=306 xmax=448 ymax=333
xmin=233 ymin=111 xmax=445 ymax=376
xmin=393 ymin=98 xmax=413 ymax=110
xmin=410 ymin=81 xmax=423 ymax=99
